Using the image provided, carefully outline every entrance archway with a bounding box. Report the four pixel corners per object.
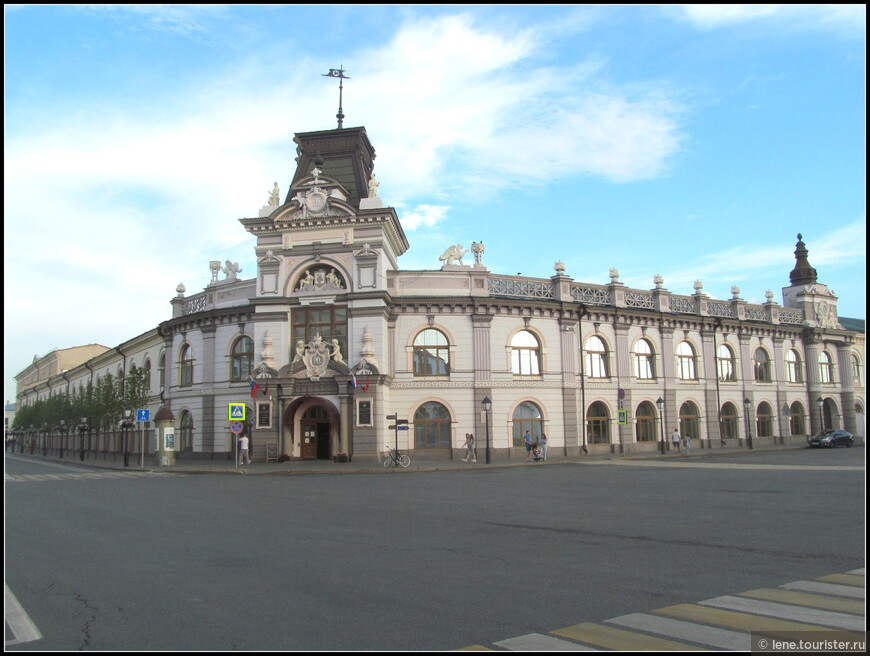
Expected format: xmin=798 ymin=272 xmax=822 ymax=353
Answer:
xmin=284 ymin=398 xmax=340 ymax=460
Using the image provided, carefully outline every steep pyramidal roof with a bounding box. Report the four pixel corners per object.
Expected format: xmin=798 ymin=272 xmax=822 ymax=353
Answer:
xmin=288 ymin=126 xmax=375 ymax=210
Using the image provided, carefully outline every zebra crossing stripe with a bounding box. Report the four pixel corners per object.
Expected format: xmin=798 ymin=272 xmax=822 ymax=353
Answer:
xmin=781 ymin=580 xmax=865 ymax=599
xmin=699 ymin=595 xmax=865 ymax=631
xmin=550 ymin=622 xmax=700 ymax=650
xmin=814 ymin=573 xmax=866 ymax=587
xmin=494 ymin=633 xmax=599 ymax=651
xmin=654 ymin=603 xmax=845 ymax=633
xmin=737 ymin=588 xmax=865 ymax=615
xmin=605 ymin=612 xmax=750 ymax=650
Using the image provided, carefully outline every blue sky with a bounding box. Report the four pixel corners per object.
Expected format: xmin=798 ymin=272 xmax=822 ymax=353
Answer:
xmin=4 ymin=4 xmax=865 ymax=403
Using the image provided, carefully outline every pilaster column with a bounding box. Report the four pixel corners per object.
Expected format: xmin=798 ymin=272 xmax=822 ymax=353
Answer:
xmin=836 ymin=343 xmax=857 ymax=434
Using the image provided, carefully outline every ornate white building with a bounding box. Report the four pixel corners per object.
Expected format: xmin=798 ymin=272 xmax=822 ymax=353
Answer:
xmin=15 ymin=126 xmax=866 ymax=462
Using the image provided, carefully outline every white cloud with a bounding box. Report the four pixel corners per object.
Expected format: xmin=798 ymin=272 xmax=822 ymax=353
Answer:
xmin=672 ymin=4 xmax=866 ymax=35
xmin=395 ymin=204 xmax=451 ymax=231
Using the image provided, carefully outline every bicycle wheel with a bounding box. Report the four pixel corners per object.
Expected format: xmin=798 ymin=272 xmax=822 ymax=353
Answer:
xmin=383 ymin=454 xmax=393 ymax=468
xmin=398 ymin=454 xmax=410 ymax=468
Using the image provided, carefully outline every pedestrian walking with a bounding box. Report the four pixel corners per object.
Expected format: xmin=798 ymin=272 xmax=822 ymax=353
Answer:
xmin=539 ymin=433 xmax=548 ymax=460
xmin=239 ymin=434 xmax=250 ymax=465
xmin=462 ymin=433 xmax=477 ymax=462
xmin=523 ymin=430 xmax=533 ymax=461
xmin=671 ymin=428 xmax=681 ymax=452
xmin=683 ymin=433 xmax=691 ymax=456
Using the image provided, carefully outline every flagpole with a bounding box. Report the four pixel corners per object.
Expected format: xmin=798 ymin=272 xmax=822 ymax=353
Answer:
xmin=323 ymin=67 xmax=350 ymax=129
xmin=337 ymin=72 xmax=345 ymax=129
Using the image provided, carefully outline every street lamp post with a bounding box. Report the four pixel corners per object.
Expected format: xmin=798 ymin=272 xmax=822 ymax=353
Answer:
xmin=743 ymin=397 xmax=754 ymax=450
xmin=42 ymin=422 xmax=48 ymax=456
xmin=816 ymin=396 xmax=824 ymax=434
xmin=122 ymin=408 xmax=133 ymax=468
xmin=59 ymin=419 xmax=66 ymax=459
xmin=482 ymin=396 xmax=492 ymax=464
xmin=656 ymin=397 xmax=665 ymax=455
xmin=79 ymin=417 xmax=88 ymax=462
xmin=29 ymin=425 xmax=35 ymax=455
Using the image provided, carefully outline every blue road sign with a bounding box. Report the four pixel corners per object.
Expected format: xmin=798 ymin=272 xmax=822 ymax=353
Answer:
xmin=137 ymin=409 xmax=150 ymax=422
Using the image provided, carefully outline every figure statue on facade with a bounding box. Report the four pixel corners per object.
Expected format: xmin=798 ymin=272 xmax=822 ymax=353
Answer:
xmin=326 ymin=269 xmax=342 ymax=288
xmin=368 ymin=173 xmax=379 ymax=198
xmin=292 ymin=340 xmax=306 ymax=363
xmin=471 ymin=241 xmax=485 ymax=267
xmin=222 ymin=260 xmax=242 ymax=280
xmin=268 ymin=182 xmax=280 ymax=206
xmin=438 ymin=244 xmax=467 ymax=266
xmin=209 ymin=260 xmax=221 ymax=283
xmin=330 ymin=339 xmax=346 ymax=364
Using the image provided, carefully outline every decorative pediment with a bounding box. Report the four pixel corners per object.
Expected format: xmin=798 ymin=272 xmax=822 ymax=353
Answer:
xmin=295 ymin=266 xmax=346 ymax=294
xmin=253 ymin=362 xmax=278 ymax=379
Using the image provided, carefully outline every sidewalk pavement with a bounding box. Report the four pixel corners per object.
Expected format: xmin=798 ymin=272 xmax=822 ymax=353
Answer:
xmin=6 ymin=441 xmax=809 ymax=476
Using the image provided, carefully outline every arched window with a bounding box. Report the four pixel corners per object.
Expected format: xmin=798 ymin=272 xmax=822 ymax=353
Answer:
xmin=676 ymin=341 xmax=697 ymax=380
xmin=720 ymin=402 xmax=739 ymax=439
xmin=790 ymin=401 xmax=806 ymax=436
xmin=851 ymin=354 xmax=862 ymax=385
xmin=231 ymin=336 xmax=254 ymax=382
xmin=413 ymin=329 xmax=450 ymax=376
xmin=717 ymin=344 xmax=736 ymax=382
xmin=144 ymin=359 xmax=152 ymax=391
xmin=786 ymin=349 xmax=803 ymax=383
xmin=511 ymin=330 xmax=541 ymax=375
xmin=159 ymin=351 xmax=166 ymax=390
xmin=179 ymin=410 xmax=194 ymax=451
xmin=754 ymin=348 xmax=772 ymax=382
xmin=512 ymin=401 xmax=543 ymax=447
xmin=679 ymin=401 xmax=700 ymax=441
xmin=635 ymin=401 xmax=658 ymax=442
xmin=414 ymin=402 xmax=451 ymax=449
xmin=634 ymin=339 xmax=655 ymax=380
xmin=818 ymin=351 xmax=833 ymax=384
xmin=756 ymin=401 xmax=773 ymax=437
xmin=586 ymin=401 xmax=610 ymax=444
xmin=821 ymin=398 xmax=836 ymax=430
xmin=179 ymin=345 xmax=194 ymax=387
xmin=585 ymin=336 xmax=608 ymax=378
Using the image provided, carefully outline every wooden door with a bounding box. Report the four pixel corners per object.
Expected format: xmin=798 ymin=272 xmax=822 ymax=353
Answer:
xmin=301 ymin=422 xmax=317 ymax=459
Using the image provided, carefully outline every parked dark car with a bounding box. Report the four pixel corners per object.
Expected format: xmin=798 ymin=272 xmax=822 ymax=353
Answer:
xmin=807 ymin=429 xmax=854 ymax=448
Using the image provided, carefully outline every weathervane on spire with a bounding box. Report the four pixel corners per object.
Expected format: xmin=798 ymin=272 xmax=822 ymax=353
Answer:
xmin=322 ymin=67 xmax=350 ymax=129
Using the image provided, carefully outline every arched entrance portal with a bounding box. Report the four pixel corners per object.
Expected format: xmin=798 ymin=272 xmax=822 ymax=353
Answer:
xmin=285 ymin=398 xmax=340 ymax=460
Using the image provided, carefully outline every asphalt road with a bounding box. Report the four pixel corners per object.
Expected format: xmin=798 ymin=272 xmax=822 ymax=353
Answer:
xmin=4 ymin=447 xmax=865 ymax=650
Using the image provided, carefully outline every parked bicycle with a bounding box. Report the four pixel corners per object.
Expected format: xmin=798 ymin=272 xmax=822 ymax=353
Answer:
xmin=383 ymin=447 xmax=410 ymax=468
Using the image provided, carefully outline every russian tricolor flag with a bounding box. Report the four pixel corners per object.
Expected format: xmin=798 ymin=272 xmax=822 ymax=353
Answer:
xmin=351 ymin=374 xmax=358 ymax=389
xmin=249 ymin=377 xmax=261 ymax=398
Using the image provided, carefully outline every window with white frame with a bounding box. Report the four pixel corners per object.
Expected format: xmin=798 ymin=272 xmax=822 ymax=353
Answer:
xmin=634 ymin=339 xmax=655 ymax=380
xmin=585 ymin=336 xmax=608 ymax=378
xmin=179 ymin=345 xmax=193 ymax=387
xmin=818 ymin=351 xmax=833 ymax=384
xmin=413 ymin=329 xmax=450 ymax=376
xmin=754 ymin=348 xmax=772 ymax=382
xmin=676 ymin=341 xmax=697 ymax=380
xmin=511 ymin=330 xmax=541 ymax=376
xmin=785 ymin=349 xmax=803 ymax=383
xmin=717 ymin=344 xmax=737 ymax=382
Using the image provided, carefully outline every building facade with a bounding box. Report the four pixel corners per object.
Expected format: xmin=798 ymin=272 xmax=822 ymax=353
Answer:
xmin=15 ymin=126 xmax=866 ymax=462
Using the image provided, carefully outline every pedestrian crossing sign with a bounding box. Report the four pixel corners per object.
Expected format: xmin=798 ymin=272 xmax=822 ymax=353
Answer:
xmin=228 ymin=403 xmax=246 ymax=421
xmin=618 ymin=410 xmax=628 ymax=425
